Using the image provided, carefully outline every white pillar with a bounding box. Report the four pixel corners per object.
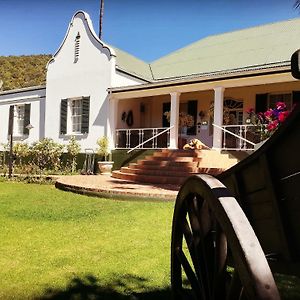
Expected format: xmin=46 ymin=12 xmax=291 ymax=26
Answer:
xmin=213 ymin=87 xmax=225 ymax=150
xmin=169 ymin=92 xmax=180 ymax=149
xmin=107 ymin=95 xmax=118 ymax=151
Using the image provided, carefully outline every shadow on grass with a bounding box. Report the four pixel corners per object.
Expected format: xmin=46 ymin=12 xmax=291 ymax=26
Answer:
xmin=36 ymin=274 xmax=171 ymax=300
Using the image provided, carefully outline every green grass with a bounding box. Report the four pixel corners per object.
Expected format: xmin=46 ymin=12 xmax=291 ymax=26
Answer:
xmin=0 ymin=182 xmax=174 ymax=299
xmin=1 ymin=181 xmax=299 ymax=299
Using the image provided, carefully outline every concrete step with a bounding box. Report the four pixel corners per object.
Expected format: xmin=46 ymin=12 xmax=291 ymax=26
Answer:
xmin=136 ymin=159 xmax=198 ymax=167
xmin=145 ymin=155 xmax=197 ymax=162
xmin=120 ymin=166 xmax=195 ymax=177
xmin=111 ymin=148 xmax=239 ymax=185
xmin=121 ymin=166 xmax=225 ymax=177
xmin=157 ymin=149 xmax=201 ymax=157
xmin=112 ymin=170 xmax=186 ymax=185
xmin=128 ymin=163 xmax=199 ymax=173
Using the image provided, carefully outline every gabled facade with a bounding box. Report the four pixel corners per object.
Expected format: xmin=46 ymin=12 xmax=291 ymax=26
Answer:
xmin=1 ymin=11 xmax=300 ymax=152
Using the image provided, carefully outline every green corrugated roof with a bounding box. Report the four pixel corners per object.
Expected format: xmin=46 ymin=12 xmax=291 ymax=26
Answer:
xmin=150 ymin=18 xmax=300 ymax=79
xmin=112 ymin=18 xmax=300 ymax=82
xmin=112 ymin=46 xmax=153 ymax=81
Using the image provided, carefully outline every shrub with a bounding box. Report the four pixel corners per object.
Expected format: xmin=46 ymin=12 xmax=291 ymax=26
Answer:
xmin=31 ymin=138 xmax=64 ymax=172
xmin=96 ymin=136 xmax=111 ymax=161
xmin=66 ymin=136 xmax=81 ymax=173
xmin=13 ymin=142 xmax=30 ymax=166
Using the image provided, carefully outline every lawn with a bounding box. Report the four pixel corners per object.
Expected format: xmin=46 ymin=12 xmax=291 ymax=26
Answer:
xmin=0 ymin=181 xmax=174 ymax=299
xmin=1 ymin=181 xmax=299 ymax=299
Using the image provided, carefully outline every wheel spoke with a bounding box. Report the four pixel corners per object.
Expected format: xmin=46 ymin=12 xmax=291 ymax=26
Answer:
xmin=212 ymin=222 xmax=228 ymax=299
xmin=188 ymin=196 xmax=215 ymax=298
xmin=176 ymin=248 xmax=204 ymax=299
xmin=226 ymin=270 xmax=244 ymax=300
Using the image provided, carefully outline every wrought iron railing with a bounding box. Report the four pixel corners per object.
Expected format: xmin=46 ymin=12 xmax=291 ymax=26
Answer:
xmin=115 ymin=127 xmax=171 ymax=150
xmin=213 ymin=124 xmax=264 ymax=151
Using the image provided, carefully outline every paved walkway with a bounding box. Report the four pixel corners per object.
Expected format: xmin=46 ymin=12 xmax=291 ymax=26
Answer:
xmin=55 ymin=175 xmax=180 ymax=201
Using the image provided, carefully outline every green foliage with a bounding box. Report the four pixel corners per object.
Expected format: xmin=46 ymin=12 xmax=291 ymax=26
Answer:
xmin=13 ymin=142 xmax=30 ymax=166
xmin=66 ymin=136 xmax=81 ymax=173
xmin=0 ymin=182 xmax=173 ymax=299
xmin=31 ymin=138 xmax=64 ymax=172
xmin=97 ymin=136 xmax=110 ymax=161
xmin=1 ymin=139 xmax=84 ymax=177
xmin=0 ymin=54 xmax=51 ymax=91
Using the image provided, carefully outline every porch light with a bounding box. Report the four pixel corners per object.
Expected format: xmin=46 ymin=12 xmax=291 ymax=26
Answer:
xmin=201 ymin=121 xmax=208 ymax=125
xmin=245 ymin=118 xmax=251 ymax=124
xmin=26 ymin=124 xmax=34 ymax=130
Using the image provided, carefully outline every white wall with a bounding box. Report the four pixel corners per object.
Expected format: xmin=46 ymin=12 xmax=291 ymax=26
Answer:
xmin=0 ymin=87 xmax=46 ymax=149
xmin=112 ymin=70 xmax=147 ymax=87
xmin=45 ymin=11 xmax=115 ymax=151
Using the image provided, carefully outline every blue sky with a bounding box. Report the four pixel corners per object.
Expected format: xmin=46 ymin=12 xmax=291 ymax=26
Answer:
xmin=0 ymin=0 xmax=299 ymax=62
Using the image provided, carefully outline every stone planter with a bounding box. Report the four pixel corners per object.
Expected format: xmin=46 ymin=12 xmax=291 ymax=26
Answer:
xmin=97 ymin=161 xmax=114 ymax=175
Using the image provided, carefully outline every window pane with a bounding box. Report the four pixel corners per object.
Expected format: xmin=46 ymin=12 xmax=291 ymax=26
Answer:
xmin=71 ymin=99 xmax=82 ymax=133
xmin=13 ymin=105 xmax=25 ymax=136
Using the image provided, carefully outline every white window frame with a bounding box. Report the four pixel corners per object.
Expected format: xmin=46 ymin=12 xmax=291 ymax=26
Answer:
xmin=67 ymin=98 xmax=83 ymax=134
xmin=13 ymin=104 xmax=25 ymax=137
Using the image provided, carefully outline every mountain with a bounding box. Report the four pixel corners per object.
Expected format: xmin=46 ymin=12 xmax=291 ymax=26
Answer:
xmin=0 ymin=54 xmax=51 ymax=91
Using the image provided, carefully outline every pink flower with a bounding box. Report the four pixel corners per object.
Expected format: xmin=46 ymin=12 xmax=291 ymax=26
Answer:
xmin=276 ymin=102 xmax=286 ymax=110
xmin=264 ymin=109 xmax=273 ymax=119
xmin=267 ymin=120 xmax=279 ymax=131
xmin=278 ymin=111 xmax=289 ymax=123
xmin=246 ymin=108 xmax=254 ymax=114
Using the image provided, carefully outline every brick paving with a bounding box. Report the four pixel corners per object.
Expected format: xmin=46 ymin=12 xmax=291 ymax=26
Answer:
xmin=55 ymin=174 xmax=180 ymax=201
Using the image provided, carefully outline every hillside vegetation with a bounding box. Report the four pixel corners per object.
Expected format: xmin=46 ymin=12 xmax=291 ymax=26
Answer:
xmin=0 ymin=54 xmax=51 ymax=91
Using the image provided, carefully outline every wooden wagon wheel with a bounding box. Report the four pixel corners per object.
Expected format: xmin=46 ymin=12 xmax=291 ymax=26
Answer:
xmin=171 ymin=174 xmax=280 ymax=300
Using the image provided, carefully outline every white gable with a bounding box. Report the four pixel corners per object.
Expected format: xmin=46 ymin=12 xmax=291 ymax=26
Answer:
xmin=45 ymin=11 xmax=116 ymax=150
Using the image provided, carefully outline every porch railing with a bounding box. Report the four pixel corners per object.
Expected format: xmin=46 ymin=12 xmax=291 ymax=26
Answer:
xmin=115 ymin=127 xmax=171 ymax=150
xmin=213 ymin=124 xmax=264 ymax=151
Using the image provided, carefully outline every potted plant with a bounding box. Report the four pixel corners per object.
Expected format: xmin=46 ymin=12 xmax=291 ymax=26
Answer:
xmin=96 ymin=136 xmax=114 ymax=174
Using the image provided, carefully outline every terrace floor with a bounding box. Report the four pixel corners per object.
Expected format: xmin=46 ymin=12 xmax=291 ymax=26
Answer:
xmin=55 ymin=174 xmax=179 ymax=201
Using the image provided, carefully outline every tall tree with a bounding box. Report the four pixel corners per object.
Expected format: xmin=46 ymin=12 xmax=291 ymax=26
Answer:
xmin=99 ymin=0 xmax=104 ymax=40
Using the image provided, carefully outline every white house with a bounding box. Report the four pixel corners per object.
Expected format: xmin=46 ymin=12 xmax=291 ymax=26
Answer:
xmin=0 ymin=86 xmax=46 ymax=147
xmin=1 ymin=10 xmax=300 ymax=153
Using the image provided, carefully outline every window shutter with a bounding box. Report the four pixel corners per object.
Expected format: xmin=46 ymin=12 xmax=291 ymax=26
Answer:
xmin=8 ymin=105 xmax=14 ymax=135
xmin=60 ymin=99 xmax=68 ymax=135
xmin=23 ymin=104 xmax=31 ymax=135
xmin=187 ymin=100 xmax=197 ymax=135
xmin=255 ymin=94 xmax=268 ymax=113
xmin=292 ymin=91 xmax=300 ymax=107
xmin=81 ymin=97 xmax=90 ymax=134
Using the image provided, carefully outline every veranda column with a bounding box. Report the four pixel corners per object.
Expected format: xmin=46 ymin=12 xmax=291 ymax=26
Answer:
xmin=169 ymin=92 xmax=180 ymax=149
xmin=213 ymin=86 xmax=225 ymax=150
xmin=107 ymin=95 xmax=119 ymax=151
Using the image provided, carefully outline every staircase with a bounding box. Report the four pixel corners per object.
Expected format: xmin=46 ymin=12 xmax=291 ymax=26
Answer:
xmin=112 ymin=149 xmax=239 ymax=185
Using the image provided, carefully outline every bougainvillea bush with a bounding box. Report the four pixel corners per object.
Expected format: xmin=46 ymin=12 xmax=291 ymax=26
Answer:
xmin=247 ymin=102 xmax=291 ymax=140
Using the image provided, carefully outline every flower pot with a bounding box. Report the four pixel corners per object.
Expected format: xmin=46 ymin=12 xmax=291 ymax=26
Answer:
xmin=97 ymin=161 xmax=114 ymax=175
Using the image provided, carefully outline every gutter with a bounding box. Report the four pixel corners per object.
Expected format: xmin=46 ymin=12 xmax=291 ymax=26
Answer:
xmin=0 ymin=85 xmax=46 ymax=96
xmin=109 ymin=62 xmax=291 ymax=93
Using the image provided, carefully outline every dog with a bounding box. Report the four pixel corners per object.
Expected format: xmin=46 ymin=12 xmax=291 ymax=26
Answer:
xmin=183 ymin=138 xmax=210 ymax=150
